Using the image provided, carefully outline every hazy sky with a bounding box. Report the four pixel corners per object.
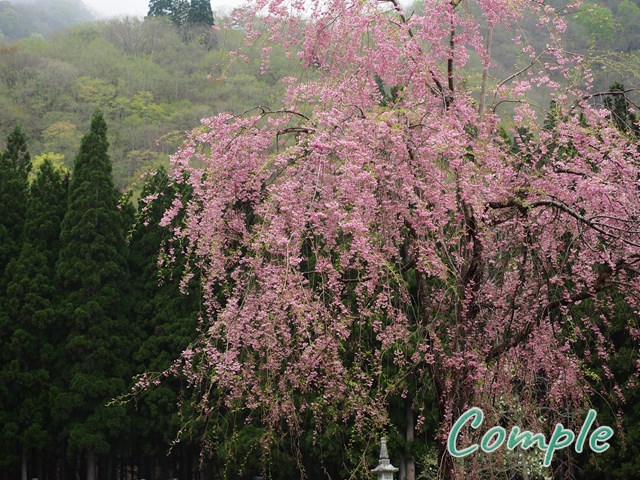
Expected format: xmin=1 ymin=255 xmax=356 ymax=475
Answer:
xmin=82 ymin=0 xmax=242 ymax=19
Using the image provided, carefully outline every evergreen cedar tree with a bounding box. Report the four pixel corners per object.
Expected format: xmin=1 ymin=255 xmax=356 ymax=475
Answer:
xmin=54 ymin=110 xmax=133 ymax=475
xmin=604 ymin=82 xmax=640 ymax=137
xmin=0 ymin=126 xmax=30 ymax=283
xmin=0 ymin=160 xmax=68 ymax=475
xmin=147 ymin=0 xmax=175 ymax=17
xmin=148 ymin=0 xmax=640 ymax=478
xmin=188 ymin=0 xmax=214 ymax=25
xmin=0 ymin=126 xmax=32 ymax=468
xmin=147 ymin=0 xmax=214 ymax=27
xmin=0 ymin=119 xmax=202 ymax=478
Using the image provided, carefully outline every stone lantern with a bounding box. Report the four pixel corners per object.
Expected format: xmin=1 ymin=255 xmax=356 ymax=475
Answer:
xmin=371 ymin=437 xmax=399 ymax=480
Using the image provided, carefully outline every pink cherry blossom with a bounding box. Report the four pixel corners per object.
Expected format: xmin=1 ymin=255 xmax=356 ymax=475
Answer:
xmin=151 ymin=0 xmax=640 ymax=477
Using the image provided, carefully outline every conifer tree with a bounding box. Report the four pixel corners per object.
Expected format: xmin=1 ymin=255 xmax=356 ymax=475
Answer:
xmin=147 ymin=0 xmax=190 ymax=27
xmin=187 ymin=0 xmax=214 ymax=26
xmin=1 ymin=160 xmax=68 ymax=480
xmin=605 ymin=82 xmax=639 ymax=135
xmin=173 ymin=0 xmax=190 ymax=27
xmin=1 ymin=126 xmax=31 ymax=178
xmin=147 ymin=0 xmax=173 ymax=18
xmin=0 ymin=126 xmax=32 ymax=476
xmin=128 ymin=168 xmax=199 ymax=478
xmin=0 ymin=126 xmax=30 ymax=282
xmin=53 ymin=110 xmax=131 ymax=480
xmin=543 ymin=99 xmax=559 ymax=132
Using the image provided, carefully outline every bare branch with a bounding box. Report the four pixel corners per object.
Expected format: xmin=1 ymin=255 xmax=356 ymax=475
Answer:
xmin=491 ymin=99 xmax=544 ymax=114
xmin=478 ymin=26 xmax=493 ymax=120
xmin=491 ymin=49 xmax=548 ymax=106
xmin=577 ymin=85 xmax=640 ymax=104
xmin=488 ymin=198 xmax=640 ymax=248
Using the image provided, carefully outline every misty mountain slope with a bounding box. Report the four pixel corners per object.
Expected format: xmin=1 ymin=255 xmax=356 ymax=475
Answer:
xmin=0 ymin=0 xmax=94 ymax=41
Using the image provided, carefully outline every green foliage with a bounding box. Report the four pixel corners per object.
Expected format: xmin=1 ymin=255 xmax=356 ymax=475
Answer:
xmin=2 ymin=123 xmax=30 ymax=179
xmin=0 ymin=126 xmax=30 ymax=278
xmin=42 ymin=122 xmax=81 ymax=163
xmin=575 ymin=3 xmax=615 ymax=46
xmin=128 ymin=167 xmax=199 ymax=453
xmin=147 ymin=0 xmax=174 ymax=18
xmin=148 ymin=0 xmax=210 ymax=28
xmin=76 ymin=76 xmax=117 ymax=109
xmin=187 ymin=0 xmax=214 ymax=26
xmin=54 ymin=110 xmax=133 ymax=456
xmin=572 ymin=296 xmax=640 ymax=480
xmin=543 ymin=100 xmax=559 ymax=132
xmin=375 ymin=75 xmax=402 ymax=107
xmin=0 ymin=16 xmax=293 ymax=189
xmin=0 ymin=159 xmax=68 ymax=466
xmin=604 ymin=82 xmax=639 ymax=135
xmin=616 ymin=0 xmax=640 ymax=52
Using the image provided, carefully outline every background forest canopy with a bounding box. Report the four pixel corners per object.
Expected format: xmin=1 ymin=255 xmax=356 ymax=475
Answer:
xmin=1 ymin=0 xmax=640 ymax=480
xmin=0 ymin=0 xmax=639 ymax=190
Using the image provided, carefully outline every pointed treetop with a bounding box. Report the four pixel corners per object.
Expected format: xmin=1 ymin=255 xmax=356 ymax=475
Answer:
xmin=73 ymin=109 xmax=110 ymax=175
xmin=28 ymin=153 xmax=69 ymax=184
xmin=2 ymin=125 xmax=31 ymax=180
xmin=605 ymin=82 xmax=638 ymax=134
xmin=90 ymin=109 xmax=107 ymax=136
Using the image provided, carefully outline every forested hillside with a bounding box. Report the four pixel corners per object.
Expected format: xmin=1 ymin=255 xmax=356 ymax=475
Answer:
xmin=1 ymin=1 xmax=640 ymax=480
xmin=0 ymin=0 xmax=94 ymax=41
xmin=0 ymin=15 xmax=296 ymax=190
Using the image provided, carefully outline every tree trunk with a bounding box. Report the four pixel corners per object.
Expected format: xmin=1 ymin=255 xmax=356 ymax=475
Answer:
xmin=21 ymin=447 xmax=28 ymax=480
xmin=86 ymin=452 xmax=96 ymax=480
xmin=59 ymin=451 xmax=67 ymax=480
xmin=107 ymin=454 xmax=114 ymax=480
xmin=405 ymin=398 xmax=415 ymax=480
xmin=36 ymin=448 xmax=43 ymax=480
xmin=98 ymin=454 xmax=109 ymax=480
xmin=180 ymin=443 xmax=192 ymax=480
xmin=149 ymin=454 xmax=156 ymax=480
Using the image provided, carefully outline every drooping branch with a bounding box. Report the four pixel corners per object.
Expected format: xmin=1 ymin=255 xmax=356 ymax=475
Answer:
xmin=448 ymin=24 xmax=455 ymax=97
xmin=237 ymin=105 xmax=311 ymax=122
xmin=380 ymin=0 xmax=453 ymax=107
xmin=485 ymin=260 xmax=621 ymax=362
xmin=458 ymin=200 xmax=484 ymax=322
xmin=488 ymin=198 xmax=640 ymax=248
xmin=527 ymin=200 xmax=640 ymax=248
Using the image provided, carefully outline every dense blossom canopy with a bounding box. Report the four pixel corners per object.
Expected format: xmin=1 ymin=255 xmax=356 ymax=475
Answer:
xmin=152 ymin=0 xmax=640 ymax=476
